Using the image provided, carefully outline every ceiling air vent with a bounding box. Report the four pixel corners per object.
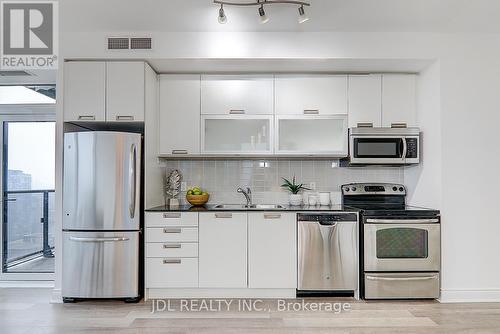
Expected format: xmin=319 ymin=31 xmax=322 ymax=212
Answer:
xmin=130 ymin=37 xmax=152 ymax=50
xmin=107 ymin=37 xmax=129 ymax=50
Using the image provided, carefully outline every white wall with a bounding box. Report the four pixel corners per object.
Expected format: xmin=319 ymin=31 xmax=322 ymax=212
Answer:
xmin=56 ymin=30 xmax=500 ymax=302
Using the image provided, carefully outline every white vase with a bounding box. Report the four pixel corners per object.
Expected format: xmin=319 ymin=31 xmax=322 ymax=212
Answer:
xmin=289 ymin=194 xmax=302 ymax=206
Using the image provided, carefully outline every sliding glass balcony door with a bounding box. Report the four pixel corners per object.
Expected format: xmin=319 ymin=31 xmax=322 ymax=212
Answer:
xmin=0 ymin=117 xmax=55 ymax=280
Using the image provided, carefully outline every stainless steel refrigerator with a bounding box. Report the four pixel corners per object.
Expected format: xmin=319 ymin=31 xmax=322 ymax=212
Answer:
xmin=62 ymin=131 xmax=141 ymax=302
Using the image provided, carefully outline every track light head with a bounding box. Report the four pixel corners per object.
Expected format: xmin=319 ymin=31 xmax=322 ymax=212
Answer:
xmin=258 ymin=5 xmax=269 ymax=24
xmin=298 ymin=5 xmax=309 ymax=24
xmin=218 ymin=4 xmax=227 ymax=24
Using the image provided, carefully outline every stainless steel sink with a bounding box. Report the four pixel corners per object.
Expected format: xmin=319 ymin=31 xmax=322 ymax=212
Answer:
xmin=213 ymin=204 xmax=285 ymax=210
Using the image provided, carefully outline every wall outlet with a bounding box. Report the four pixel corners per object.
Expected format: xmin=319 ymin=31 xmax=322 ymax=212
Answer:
xmin=180 ymin=182 xmax=187 ymax=191
xmin=309 ymin=182 xmax=316 ymax=190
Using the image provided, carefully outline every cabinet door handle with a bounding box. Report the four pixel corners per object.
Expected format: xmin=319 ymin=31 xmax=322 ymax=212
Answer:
xmin=229 ymin=109 xmax=245 ymax=114
xmin=391 ymin=123 xmax=407 ymax=128
xmin=163 ymin=243 xmax=182 ymax=249
xmin=357 ymin=122 xmax=374 ymax=128
xmin=303 ymin=109 xmax=319 ymax=115
xmin=163 ymin=213 xmax=181 ymax=219
xmin=116 ymin=115 xmax=134 ymax=121
xmin=163 ymin=228 xmax=182 ymax=233
xmin=78 ymin=115 xmax=95 ymax=120
xmin=264 ymin=213 xmax=282 ymax=219
xmin=172 ymin=150 xmax=188 ymax=155
xmin=215 ymin=213 xmax=232 ymax=219
xmin=163 ymin=259 xmax=182 ymax=264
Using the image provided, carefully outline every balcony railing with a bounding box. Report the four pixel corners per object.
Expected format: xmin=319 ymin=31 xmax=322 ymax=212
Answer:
xmin=2 ymin=189 xmax=55 ymax=273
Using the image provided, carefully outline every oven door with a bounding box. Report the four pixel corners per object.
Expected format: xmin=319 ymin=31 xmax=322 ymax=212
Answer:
xmin=364 ymin=220 xmax=440 ymax=272
xmin=350 ymin=136 xmax=407 ymax=164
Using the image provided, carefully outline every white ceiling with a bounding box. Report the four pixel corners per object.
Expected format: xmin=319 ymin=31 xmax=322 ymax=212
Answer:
xmin=61 ymin=0 xmax=500 ymax=33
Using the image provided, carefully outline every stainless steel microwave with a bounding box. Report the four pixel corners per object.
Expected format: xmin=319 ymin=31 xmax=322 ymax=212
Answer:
xmin=349 ymin=127 xmax=420 ymax=165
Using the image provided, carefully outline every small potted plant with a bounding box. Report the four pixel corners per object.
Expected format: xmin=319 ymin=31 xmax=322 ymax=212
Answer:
xmin=281 ymin=176 xmax=310 ymax=206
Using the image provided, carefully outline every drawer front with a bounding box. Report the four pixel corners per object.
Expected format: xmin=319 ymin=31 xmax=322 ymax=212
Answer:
xmin=364 ymin=272 xmax=440 ymax=299
xmin=145 ymin=212 xmax=198 ymax=227
xmin=146 ymin=258 xmax=198 ymax=288
xmin=146 ymin=227 xmax=198 ymax=242
xmin=146 ymin=242 xmax=198 ymax=258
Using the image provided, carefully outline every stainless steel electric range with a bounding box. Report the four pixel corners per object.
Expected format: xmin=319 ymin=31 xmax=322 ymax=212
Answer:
xmin=342 ymin=183 xmax=440 ymax=299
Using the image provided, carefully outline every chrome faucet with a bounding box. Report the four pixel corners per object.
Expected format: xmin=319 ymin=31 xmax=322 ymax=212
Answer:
xmin=237 ymin=187 xmax=252 ymax=206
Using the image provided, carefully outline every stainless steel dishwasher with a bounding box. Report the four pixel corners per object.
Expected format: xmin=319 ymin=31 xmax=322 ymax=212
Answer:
xmin=297 ymin=212 xmax=359 ymax=298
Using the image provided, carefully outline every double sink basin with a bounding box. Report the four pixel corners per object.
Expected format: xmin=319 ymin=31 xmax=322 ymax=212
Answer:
xmin=213 ymin=204 xmax=285 ymax=210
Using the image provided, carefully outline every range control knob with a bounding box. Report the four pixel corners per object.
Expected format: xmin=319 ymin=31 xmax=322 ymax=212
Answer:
xmin=392 ymin=186 xmax=397 ymax=191
xmin=351 ymin=187 xmax=357 ymax=191
xmin=399 ymin=187 xmax=404 ymax=192
xmin=344 ymin=187 xmax=349 ymax=192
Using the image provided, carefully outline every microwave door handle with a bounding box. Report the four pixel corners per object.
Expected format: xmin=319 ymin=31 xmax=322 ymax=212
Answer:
xmin=401 ymin=138 xmax=407 ymax=160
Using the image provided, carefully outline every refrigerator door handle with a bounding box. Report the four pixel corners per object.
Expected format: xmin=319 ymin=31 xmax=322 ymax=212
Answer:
xmin=129 ymin=143 xmax=137 ymax=219
xmin=69 ymin=236 xmax=130 ymax=242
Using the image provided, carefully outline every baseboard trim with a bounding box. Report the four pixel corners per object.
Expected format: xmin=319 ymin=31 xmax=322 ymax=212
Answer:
xmin=50 ymin=288 xmax=62 ymax=303
xmin=0 ymin=280 xmax=54 ymax=288
xmin=440 ymin=289 xmax=500 ymax=303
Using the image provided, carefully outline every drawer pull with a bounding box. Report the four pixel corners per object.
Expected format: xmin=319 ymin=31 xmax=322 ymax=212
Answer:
xmin=77 ymin=115 xmax=95 ymax=120
xmin=172 ymin=150 xmax=188 ymax=155
xmin=391 ymin=123 xmax=407 ymax=128
xmin=116 ymin=115 xmax=134 ymax=120
xmin=163 ymin=228 xmax=182 ymax=233
xmin=229 ymin=109 xmax=245 ymax=114
xmin=215 ymin=213 xmax=232 ymax=219
xmin=163 ymin=213 xmax=181 ymax=219
xmin=264 ymin=213 xmax=281 ymax=219
xmin=163 ymin=259 xmax=181 ymax=264
xmin=303 ymin=109 xmax=319 ymax=115
xmin=163 ymin=243 xmax=182 ymax=249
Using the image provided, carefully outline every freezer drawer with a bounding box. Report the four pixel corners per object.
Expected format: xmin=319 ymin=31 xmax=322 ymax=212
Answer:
xmin=146 ymin=258 xmax=198 ymax=288
xmin=62 ymin=231 xmax=139 ymax=298
xmin=364 ymin=272 xmax=440 ymax=299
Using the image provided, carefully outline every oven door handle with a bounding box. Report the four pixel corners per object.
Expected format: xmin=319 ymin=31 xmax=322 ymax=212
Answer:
xmin=366 ymin=275 xmax=439 ymax=281
xmin=366 ymin=218 xmax=439 ymax=224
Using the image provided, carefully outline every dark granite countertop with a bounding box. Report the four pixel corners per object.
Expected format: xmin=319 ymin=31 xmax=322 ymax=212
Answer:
xmin=145 ymin=204 xmax=360 ymax=212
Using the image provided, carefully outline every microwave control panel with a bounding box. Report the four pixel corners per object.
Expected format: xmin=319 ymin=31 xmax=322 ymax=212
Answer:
xmin=406 ymin=138 xmax=418 ymax=158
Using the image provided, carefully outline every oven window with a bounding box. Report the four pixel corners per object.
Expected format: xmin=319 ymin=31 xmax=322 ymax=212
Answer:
xmin=376 ymin=228 xmax=428 ymax=258
xmin=354 ymin=138 xmax=402 ymax=158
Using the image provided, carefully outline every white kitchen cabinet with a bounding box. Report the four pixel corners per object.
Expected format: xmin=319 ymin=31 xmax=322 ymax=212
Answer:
xmin=201 ymin=75 xmax=273 ymax=115
xmin=275 ymin=75 xmax=348 ymax=115
xmin=159 ymin=75 xmax=200 ymax=156
xmin=202 ymin=115 xmax=273 ymax=155
xmin=348 ymin=75 xmax=382 ymax=128
xmin=106 ymin=62 xmax=145 ymax=121
xmin=275 ymin=115 xmax=348 ymax=156
xmin=63 ymin=61 xmax=106 ymax=121
xmin=382 ymin=74 xmax=417 ymax=127
xmin=248 ymin=212 xmax=297 ymax=289
xmin=199 ymin=212 xmax=247 ymax=288
xmin=146 ymin=258 xmax=198 ymax=288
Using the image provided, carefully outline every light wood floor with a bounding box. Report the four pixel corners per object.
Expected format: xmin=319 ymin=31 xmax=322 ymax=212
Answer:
xmin=1 ymin=288 xmax=500 ymax=333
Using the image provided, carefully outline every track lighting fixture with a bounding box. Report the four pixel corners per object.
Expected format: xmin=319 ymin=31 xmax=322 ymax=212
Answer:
xmin=218 ymin=4 xmax=227 ymax=24
xmin=214 ymin=0 xmax=311 ymax=25
xmin=258 ymin=5 xmax=269 ymax=24
xmin=298 ymin=5 xmax=309 ymax=23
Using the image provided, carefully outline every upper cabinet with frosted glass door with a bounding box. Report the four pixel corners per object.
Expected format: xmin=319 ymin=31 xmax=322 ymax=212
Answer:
xmin=275 ymin=75 xmax=348 ymax=156
xmin=200 ymin=75 xmax=274 ymax=155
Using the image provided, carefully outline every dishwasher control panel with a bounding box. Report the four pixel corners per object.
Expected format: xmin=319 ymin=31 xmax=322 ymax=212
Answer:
xmin=297 ymin=213 xmax=358 ymax=223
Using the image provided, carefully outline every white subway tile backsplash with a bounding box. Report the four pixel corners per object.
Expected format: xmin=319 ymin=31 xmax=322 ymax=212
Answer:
xmin=163 ymin=159 xmax=403 ymax=205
